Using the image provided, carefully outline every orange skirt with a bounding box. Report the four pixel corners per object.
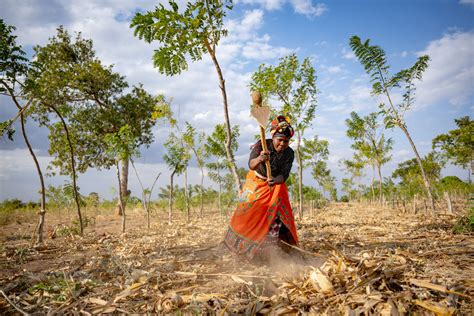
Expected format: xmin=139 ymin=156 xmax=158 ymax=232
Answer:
xmin=224 ymin=170 xmax=298 ymax=258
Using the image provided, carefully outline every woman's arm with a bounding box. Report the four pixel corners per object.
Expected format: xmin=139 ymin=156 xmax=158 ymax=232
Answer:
xmin=249 ymin=151 xmax=269 ymax=170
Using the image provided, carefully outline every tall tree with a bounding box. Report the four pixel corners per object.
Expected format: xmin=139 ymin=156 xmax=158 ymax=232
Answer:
xmin=432 ymin=116 xmax=473 ymax=183
xmin=0 ymin=20 xmax=47 ymax=244
xmin=350 ymin=36 xmax=435 ymax=213
xmin=26 ymin=27 xmax=172 ymax=232
xmin=250 ymin=53 xmax=317 ymax=218
xmin=24 ymin=27 xmax=92 ymax=234
xmin=131 ymin=0 xmax=242 ymax=191
xmin=346 ymin=111 xmax=393 ymax=204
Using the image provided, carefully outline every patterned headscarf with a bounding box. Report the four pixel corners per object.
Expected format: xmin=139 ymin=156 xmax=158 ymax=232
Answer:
xmin=270 ymin=115 xmax=294 ymax=138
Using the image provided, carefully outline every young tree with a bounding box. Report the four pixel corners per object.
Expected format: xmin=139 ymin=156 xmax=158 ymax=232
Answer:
xmin=392 ymin=152 xmax=445 ymax=200
xmin=0 ymin=20 xmax=48 ymax=244
xmin=163 ymin=132 xmax=187 ymax=224
xmin=346 ymin=111 xmax=393 ymax=204
xmin=130 ymin=159 xmax=161 ymax=229
xmin=302 ymin=136 xmax=330 ymax=196
xmin=250 ymin=54 xmax=317 ymax=218
xmin=183 ymin=122 xmax=207 ymax=217
xmin=175 ymin=124 xmax=193 ymax=220
xmin=350 ymin=36 xmax=435 ymax=213
xmin=340 ymin=157 xmax=365 ymax=202
xmin=432 ymin=116 xmax=473 ymax=183
xmin=205 ymin=123 xmax=239 ymax=215
xmin=131 ymin=0 xmax=242 ymax=191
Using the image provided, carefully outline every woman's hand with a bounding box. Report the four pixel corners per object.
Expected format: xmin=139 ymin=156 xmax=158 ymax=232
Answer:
xmin=258 ymin=150 xmax=270 ymax=163
xmin=267 ymin=175 xmax=284 ymax=187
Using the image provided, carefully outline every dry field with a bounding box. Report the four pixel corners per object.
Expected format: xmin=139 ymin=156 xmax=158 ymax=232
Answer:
xmin=1 ymin=203 xmax=472 ymax=314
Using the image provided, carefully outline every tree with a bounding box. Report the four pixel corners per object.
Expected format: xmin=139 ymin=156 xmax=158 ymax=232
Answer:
xmin=433 ymin=116 xmax=473 ymax=183
xmin=175 ymin=123 xmax=193 ymax=220
xmin=0 ymin=20 xmax=47 ymax=244
xmin=130 ymin=159 xmax=161 ymax=229
xmin=250 ymin=53 xmax=317 ymax=218
xmin=392 ymin=152 xmax=444 ymax=199
xmin=340 ymin=157 xmax=365 ymax=202
xmin=350 ymin=35 xmax=436 ymax=213
xmin=301 ymin=136 xmax=330 ymax=197
xmin=26 ymin=27 xmax=172 ymax=233
xmin=205 ymin=123 xmax=239 ymax=215
xmin=163 ymin=132 xmax=187 ymax=224
xmin=25 ymin=26 xmax=115 ymax=235
xmin=346 ymin=111 xmax=393 ymax=204
xmin=131 ymin=0 xmax=242 ymax=191
xmin=183 ymin=122 xmax=207 ymax=217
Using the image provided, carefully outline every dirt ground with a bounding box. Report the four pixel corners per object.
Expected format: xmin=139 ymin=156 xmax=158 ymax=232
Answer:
xmin=1 ymin=203 xmax=472 ymax=314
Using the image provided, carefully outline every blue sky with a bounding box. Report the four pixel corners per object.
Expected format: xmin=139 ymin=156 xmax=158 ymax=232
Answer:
xmin=0 ymin=0 xmax=473 ymax=201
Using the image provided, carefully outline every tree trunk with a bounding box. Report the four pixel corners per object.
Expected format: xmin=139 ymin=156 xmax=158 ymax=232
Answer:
xmin=412 ymin=195 xmax=417 ymax=214
xmin=168 ymin=171 xmax=175 ymax=225
xmin=398 ymin=124 xmax=435 ymax=214
xmin=200 ymin=167 xmax=204 ymax=218
xmin=295 ymin=135 xmax=303 ymax=218
xmin=117 ymin=157 xmax=130 ymax=217
xmin=377 ymin=163 xmax=383 ymax=205
xmin=370 ymin=164 xmax=376 ymax=203
xmin=184 ymin=168 xmax=190 ymax=221
xmin=19 ymin=105 xmax=46 ymax=244
xmin=50 ymin=106 xmax=83 ymax=235
xmin=444 ymin=191 xmax=453 ymax=215
xmin=218 ymin=167 xmax=222 ymax=216
xmin=205 ymin=41 xmax=242 ymax=192
xmin=116 ymin=164 xmax=126 ymax=233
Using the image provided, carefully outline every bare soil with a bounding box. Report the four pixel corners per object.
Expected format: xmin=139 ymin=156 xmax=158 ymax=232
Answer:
xmin=1 ymin=203 xmax=472 ymax=314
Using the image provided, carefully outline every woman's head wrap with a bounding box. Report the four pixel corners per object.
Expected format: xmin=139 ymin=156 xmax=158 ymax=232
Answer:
xmin=270 ymin=115 xmax=294 ymax=138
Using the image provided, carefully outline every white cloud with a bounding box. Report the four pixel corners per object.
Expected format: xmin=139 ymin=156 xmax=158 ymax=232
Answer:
xmin=238 ymin=0 xmax=286 ymax=11
xmin=459 ymin=0 xmax=474 ymax=8
xmin=322 ymin=64 xmax=345 ymax=74
xmin=416 ymin=31 xmax=474 ymax=108
xmin=400 ymin=51 xmax=408 ymax=58
xmin=341 ymin=47 xmax=356 ymax=60
xmin=327 ymin=93 xmax=345 ymax=103
xmin=290 ymin=0 xmax=327 ymax=17
xmin=237 ymin=0 xmax=327 ymax=17
xmin=242 ymin=36 xmax=295 ymax=60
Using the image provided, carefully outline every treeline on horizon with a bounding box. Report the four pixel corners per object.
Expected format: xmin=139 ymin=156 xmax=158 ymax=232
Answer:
xmin=0 ymin=1 xmax=472 ymax=243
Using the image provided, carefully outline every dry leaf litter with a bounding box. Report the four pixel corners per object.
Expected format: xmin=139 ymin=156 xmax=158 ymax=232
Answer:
xmin=1 ymin=203 xmax=472 ymax=315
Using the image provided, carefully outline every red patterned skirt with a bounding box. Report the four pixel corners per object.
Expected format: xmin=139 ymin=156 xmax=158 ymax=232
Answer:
xmin=224 ymin=170 xmax=298 ymax=259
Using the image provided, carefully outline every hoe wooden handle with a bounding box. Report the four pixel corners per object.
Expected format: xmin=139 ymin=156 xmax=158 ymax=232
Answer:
xmin=251 ymin=91 xmax=272 ymax=180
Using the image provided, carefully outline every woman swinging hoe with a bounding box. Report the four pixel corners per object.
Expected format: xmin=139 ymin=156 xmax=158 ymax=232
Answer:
xmin=224 ymin=94 xmax=298 ymax=261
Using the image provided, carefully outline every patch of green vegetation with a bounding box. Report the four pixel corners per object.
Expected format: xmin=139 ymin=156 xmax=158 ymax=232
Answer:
xmin=453 ymin=207 xmax=474 ymax=234
xmin=28 ymin=276 xmax=92 ymax=302
xmin=56 ymin=215 xmax=94 ymax=236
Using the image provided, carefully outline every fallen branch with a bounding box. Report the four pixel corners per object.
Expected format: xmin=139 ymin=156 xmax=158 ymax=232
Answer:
xmin=0 ymin=290 xmax=28 ymax=316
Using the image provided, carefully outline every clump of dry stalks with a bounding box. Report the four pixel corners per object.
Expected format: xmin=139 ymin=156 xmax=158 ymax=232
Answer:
xmin=0 ymin=203 xmax=472 ymax=314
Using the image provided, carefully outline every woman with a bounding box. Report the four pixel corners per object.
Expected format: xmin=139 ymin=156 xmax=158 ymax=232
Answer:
xmin=224 ymin=116 xmax=298 ymax=260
